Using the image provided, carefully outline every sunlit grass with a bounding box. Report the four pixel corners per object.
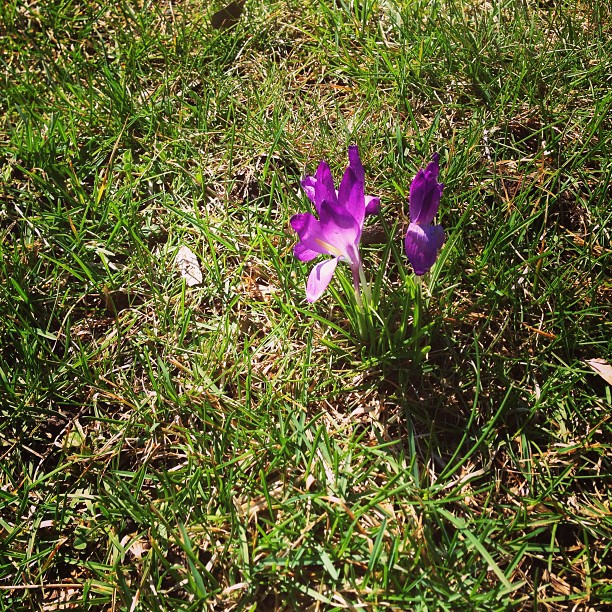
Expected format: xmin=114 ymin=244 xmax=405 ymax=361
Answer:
xmin=1 ymin=0 xmax=611 ymax=609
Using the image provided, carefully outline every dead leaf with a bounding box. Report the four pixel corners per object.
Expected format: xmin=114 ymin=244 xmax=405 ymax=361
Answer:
xmin=175 ymin=246 xmax=202 ymax=287
xmin=211 ymin=0 xmax=245 ymax=29
xmin=63 ymin=419 xmax=86 ymax=449
xmin=585 ymin=358 xmax=612 ymax=385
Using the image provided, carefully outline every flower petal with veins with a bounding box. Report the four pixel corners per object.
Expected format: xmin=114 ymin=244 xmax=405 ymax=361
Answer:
xmin=409 ymin=153 xmax=443 ymax=226
xmin=404 ymin=223 xmax=445 ymax=276
xmin=300 ymin=147 xmax=380 ymax=218
xmin=306 ymin=257 xmax=339 ymax=303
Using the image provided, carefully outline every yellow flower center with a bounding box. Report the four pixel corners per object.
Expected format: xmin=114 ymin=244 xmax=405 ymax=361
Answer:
xmin=315 ymin=239 xmax=343 ymax=258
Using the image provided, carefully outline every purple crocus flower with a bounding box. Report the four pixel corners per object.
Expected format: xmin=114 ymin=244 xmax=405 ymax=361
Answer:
xmin=300 ymin=147 xmax=380 ymax=218
xmin=291 ymin=146 xmax=371 ymax=303
xmin=404 ymin=153 xmax=445 ymax=276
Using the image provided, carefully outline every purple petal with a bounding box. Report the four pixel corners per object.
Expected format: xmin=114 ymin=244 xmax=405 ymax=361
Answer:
xmin=349 ymin=146 xmax=381 ymax=216
xmin=409 ymin=153 xmax=443 ymax=225
xmin=301 ymin=175 xmax=317 ymax=206
xmin=426 ymin=152 xmax=440 ymax=179
xmin=306 ymin=257 xmax=339 ymax=302
xmin=337 ymin=165 xmax=365 ymax=229
xmin=291 ymin=207 xmax=360 ymax=262
xmin=365 ymin=195 xmax=380 ymax=215
xmin=315 ymin=161 xmax=338 ymax=209
xmin=404 ymin=223 xmax=445 ymax=276
xmin=293 ymin=242 xmax=319 ymax=262
xmin=290 ymin=212 xmax=314 ymax=236
xmin=347 ymin=145 xmax=365 ymax=182
xmin=290 ymin=212 xmax=333 ymax=259
xmin=318 ymin=199 xmax=361 ymax=261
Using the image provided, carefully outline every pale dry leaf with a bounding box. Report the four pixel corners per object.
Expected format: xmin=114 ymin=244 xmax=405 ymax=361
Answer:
xmin=305 ymin=473 xmax=316 ymax=491
xmin=120 ymin=533 xmax=150 ymax=560
xmin=129 ymin=538 xmax=150 ymax=560
xmin=175 ymin=246 xmax=202 ymax=287
xmin=585 ymin=358 xmax=612 ymax=386
xmin=42 ymin=588 xmax=81 ymax=611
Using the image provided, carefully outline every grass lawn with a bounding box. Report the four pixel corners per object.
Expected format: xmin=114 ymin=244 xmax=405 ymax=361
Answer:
xmin=1 ymin=0 xmax=611 ymax=609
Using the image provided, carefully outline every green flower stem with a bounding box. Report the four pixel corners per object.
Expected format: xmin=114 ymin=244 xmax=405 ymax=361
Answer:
xmin=351 ymin=262 xmax=363 ymax=309
xmin=414 ymin=275 xmax=423 ymax=358
xmin=358 ymin=260 xmax=372 ymax=305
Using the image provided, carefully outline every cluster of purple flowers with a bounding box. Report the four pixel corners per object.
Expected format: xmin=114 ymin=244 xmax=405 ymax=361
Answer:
xmin=291 ymin=146 xmax=444 ymax=302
